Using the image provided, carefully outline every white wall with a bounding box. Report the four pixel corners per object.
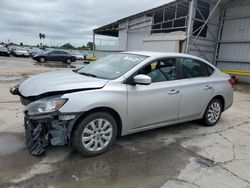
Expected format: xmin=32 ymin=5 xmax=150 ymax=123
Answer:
xmin=127 ymin=27 xmax=151 ymax=51
xmin=143 ymin=40 xmax=179 ymax=53
xmin=117 ymin=16 xmax=152 ymax=51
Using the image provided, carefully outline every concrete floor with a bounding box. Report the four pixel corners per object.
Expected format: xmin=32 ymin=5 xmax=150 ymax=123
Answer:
xmin=0 ymin=56 xmax=250 ymax=188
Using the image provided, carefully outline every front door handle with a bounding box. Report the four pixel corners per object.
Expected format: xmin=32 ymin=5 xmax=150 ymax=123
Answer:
xmin=204 ymin=85 xmax=213 ymax=90
xmin=168 ymin=89 xmax=179 ymax=95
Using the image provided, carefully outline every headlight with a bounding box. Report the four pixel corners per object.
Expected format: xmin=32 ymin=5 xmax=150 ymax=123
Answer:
xmin=26 ymin=97 xmax=68 ymax=116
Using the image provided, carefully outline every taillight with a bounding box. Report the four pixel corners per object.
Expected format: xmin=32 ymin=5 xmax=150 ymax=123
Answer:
xmin=228 ymin=78 xmax=235 ymax=87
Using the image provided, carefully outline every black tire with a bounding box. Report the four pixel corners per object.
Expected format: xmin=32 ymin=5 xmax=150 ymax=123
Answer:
xmin=65 ymin=58 xmax=71 ymax=64
xmin=202 ymin=98 xmax=222 ymax=126
xmin=72 ymin=112 xmax=117 ymax=157
xmin=39 ymin=57 xmax=45 ymax=63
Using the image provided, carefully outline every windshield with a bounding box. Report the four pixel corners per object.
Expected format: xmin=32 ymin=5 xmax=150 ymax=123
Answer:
xmin=77 ymin=53 xmax=148 ymax=79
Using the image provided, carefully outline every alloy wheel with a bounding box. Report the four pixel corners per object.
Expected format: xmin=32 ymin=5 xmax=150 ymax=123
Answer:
xmin=207 ymin=101 xmax=221 ymax=124
xmin=81 ymin=118 xmax=113 ymax=152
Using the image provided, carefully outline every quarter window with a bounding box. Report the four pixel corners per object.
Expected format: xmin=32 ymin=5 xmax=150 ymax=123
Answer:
xmin=206 ymin=64 xmax=214 ymax=76
xmin=179 ymin=58 xmax=212 ymax=78
xmin=138 ymin=58 xmax=177 ymax=82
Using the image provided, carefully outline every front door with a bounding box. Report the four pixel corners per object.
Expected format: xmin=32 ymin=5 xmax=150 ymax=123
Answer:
xmin=127 ymin=58 xmax=181 ymax=131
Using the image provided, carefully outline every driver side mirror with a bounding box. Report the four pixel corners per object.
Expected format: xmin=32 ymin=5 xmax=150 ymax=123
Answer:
xmin=133 ymin=74 xmax=152 ymax=85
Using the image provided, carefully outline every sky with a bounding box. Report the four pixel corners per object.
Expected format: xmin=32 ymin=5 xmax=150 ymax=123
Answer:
xmin=0 ymin=0 xmax=174 ymax=47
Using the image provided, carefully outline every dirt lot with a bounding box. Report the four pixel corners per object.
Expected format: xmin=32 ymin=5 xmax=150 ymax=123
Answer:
xmin=0 ymin=56 xmax=250 ymax=188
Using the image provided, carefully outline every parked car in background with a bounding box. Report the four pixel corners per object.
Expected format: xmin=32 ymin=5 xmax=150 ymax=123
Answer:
xmin=28 ymin=48 xmax=45 ymax=57
xmin=12 ymin=48 xmax=30 ymax=57
xmin=72 ymin=52 xmax=87 ymax=60
xmin=10 ymin=52 xmax=233 ymax=157
xmin=33 ymin=50 xmax=76 ymax=64
xmin=0 ymin=46 xmax=10 ymax=56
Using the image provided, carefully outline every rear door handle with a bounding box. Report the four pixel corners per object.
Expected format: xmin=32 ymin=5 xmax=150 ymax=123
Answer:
xmin=204 ymin=85 xmax=213 ymax=90
xmin=168 ymin=89 xmax=179 ymax=95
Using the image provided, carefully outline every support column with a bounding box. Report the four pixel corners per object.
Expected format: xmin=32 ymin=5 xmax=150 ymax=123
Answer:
xmin=185 ymin=0 xmax=197 ymax=53
xmin=213 ymin=8 xmax=225 ymax=66
xmin=125 ymin=19 xmax=129 ymax=51
xmin=93 ymin=31 xmax=96 ymax=56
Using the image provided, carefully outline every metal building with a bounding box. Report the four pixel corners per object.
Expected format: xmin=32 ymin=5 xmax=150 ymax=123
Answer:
xmin=94 ymin=0 xmax=250 ymax=83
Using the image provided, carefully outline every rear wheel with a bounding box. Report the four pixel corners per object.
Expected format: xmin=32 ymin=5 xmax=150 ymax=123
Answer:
xmin=203 ymin=98 xmax=222 ymax=126
xmin=72 ymin=112 xmax=117 ymax=156
xmin=65 ymin=58 xmax=71 ymax=64
xmin=39 ymin=57 xmax=45 ymax=63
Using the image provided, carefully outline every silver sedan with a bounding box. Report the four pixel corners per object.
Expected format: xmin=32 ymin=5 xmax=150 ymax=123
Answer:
xmin=11 ymin=51 xmax=233 ymax=156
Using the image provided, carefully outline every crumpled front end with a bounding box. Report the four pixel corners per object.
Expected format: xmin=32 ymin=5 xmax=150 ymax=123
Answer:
xmin=24 ymin=113 xmax=79 ymax=156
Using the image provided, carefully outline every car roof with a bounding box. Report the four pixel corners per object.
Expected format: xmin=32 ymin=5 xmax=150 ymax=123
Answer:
xmin=122 ymin=51 xmax=211 ymax=64
xmin=49 ymin=50 xmax=68 ymax=52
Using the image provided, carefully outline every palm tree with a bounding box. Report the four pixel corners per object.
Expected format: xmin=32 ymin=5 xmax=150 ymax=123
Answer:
xmin=39 ymin=33 xmax=42 ymax=46
xmin=42 ymin=34 xmax=46 ymax=45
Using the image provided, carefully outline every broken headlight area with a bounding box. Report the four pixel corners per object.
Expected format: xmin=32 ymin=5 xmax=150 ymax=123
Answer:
xmin=24 ymin=113 xmax=79 ymax=156
xmin=25 ymin=96 xmax=68 ymax=116
xmin=24 ymin=96 xmax=77 ymax=156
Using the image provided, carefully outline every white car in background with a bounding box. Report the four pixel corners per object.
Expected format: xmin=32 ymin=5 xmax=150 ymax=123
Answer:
xmin=12 ymin=48 xmax=30 ymax=57
xmin=72 ymin=52 xmax=87 ymax=60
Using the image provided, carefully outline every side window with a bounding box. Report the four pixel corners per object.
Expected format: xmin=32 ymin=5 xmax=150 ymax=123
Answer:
xmin=52 ymin=51 xmax=60 ymax=55
xmin=138 ymin=58 xmax=177 ymax=83
xmin=60 ymin=51 xmax=68 ymax=55
xmin=178 ymin=58 xmax=211 ymax=79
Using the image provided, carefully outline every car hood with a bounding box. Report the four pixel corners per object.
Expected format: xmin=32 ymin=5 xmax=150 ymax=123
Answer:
xmin=18 ymin=70 xmax=109 ymax=97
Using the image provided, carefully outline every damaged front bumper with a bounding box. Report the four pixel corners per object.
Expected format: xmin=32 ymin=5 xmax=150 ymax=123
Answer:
xmin=24 ymin=112 xmax=80 ymax=156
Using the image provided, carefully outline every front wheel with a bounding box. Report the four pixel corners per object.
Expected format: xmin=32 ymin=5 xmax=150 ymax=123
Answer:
xmin=39 ymin=57 xmax=45 ymax=63
xmin=72 ymin=112 xmax=117 ymax=156
xmin=202 ymin=98 xmax=222 ymax=126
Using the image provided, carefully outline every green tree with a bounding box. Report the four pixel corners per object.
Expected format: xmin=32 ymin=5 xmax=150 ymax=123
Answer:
xmin=87 ymin=42 xmax=94 ymax=50
xmin=60 ymin=43 xmax=75 ymax=49
xmin=39 ymin=33 xmax=46 ymax=46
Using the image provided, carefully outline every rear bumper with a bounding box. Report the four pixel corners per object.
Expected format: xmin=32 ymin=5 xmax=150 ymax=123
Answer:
xmin=224 ymin=90 xmax=234 ymax=111
xmin=24 ymin=113 xmax=80 ymax=156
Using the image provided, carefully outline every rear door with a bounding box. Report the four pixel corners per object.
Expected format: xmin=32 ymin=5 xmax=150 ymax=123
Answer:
xmin=48 ymin=51 xmax=60 ymax=61
xmin=177 ymin=58 xmax=214 ymax=120
xmin=60 ymin=51 xmax=69 ymax=61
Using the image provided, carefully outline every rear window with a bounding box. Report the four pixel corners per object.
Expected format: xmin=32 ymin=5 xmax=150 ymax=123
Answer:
xmin=178 ymin=58 xmax=213 ymax=79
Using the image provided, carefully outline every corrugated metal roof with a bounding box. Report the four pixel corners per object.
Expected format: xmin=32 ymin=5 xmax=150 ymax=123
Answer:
xmin=94 ymin=0 xmax=237 ymax=36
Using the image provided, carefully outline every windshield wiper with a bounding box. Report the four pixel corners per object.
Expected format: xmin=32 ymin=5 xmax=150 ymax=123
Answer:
xmin=78 ymin=72 xmax=97 ymax=78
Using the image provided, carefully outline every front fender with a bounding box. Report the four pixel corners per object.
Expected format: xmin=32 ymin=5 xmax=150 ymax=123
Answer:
xmin=59 ymin=83 xmax=128 ymax=135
